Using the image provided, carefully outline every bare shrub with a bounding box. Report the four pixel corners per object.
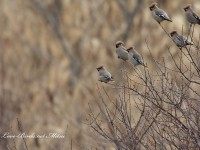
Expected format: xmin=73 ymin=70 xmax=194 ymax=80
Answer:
xmin=88 ymin=24 xmax=200 ymax=149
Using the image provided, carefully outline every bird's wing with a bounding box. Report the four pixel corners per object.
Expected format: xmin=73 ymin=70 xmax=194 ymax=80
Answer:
xmin=180 ymin=35 xmax=193 ymax=45
xmin=104 ymin=75 xmax=111 ymax=79
xmin=192 ymin=11 xmax=200 ymax=22
xmin=176 ymin=34 xmax=185 ymax=43
xmin=132 ymin=54 xmax=143 ymax=64
xmin=156 ymin=9 xmax=170 ymax=20
xmin=104 ymin=72 xmax=112 ymax=80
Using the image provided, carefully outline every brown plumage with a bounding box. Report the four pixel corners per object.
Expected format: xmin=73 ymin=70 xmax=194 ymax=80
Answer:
xmin=127 ymin=46 xmax=145 ymax=67
xmin=96 ymin=66 xmax=114 ymax=83
xmin=115 ymin=41 xmax=129 ymax=61
xmin=170 ymin=31 xmax=194 ymax=49
xmin=149 ymin=3 xmax=172 ymax=24
xmin=183 ymin=4 xmax=200 ymax=25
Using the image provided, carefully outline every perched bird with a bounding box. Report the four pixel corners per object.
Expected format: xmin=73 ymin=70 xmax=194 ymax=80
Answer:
xmin=115 ymin=41 xmax=129 ymax=61
xmin=149 ymin=3 xmax=172 ymax=24
xmin=170 ymin=31 xmax=194 ymax=49
xmin=96 ymin=66 xmax=114 ymax=83
xmin=127 ymin=47 xmax=145 ymax=67
xmin=183 ymin=4 xmax=200 ymax=25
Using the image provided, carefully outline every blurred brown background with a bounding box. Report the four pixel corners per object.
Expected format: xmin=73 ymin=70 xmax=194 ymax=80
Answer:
xmin=0 ymin=0 xmax=199 ymax=149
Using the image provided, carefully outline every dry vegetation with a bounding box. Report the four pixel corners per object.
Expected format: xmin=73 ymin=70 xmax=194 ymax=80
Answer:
xmin=0 ymin=0 xmax=200 ymax=149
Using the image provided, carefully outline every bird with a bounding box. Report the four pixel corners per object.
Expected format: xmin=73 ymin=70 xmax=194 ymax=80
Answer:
xmin=149 ymin=2 xmax=172 ymax=24
xmin=127 ymin=46 xmax=145 ymax=67
xmin=96 ymin=66 xmax=114 ymax=83
xmin=183 ymin=4 xmax=200 ymax=25
xmin=170 ymin=31 xmax=194 ymax=49
xmin=115 ymin=41 xmax=129 ymax=61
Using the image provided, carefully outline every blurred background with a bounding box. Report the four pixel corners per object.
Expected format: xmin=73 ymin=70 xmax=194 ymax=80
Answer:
xmin=0 ymin=0 xmax=199 ymax=149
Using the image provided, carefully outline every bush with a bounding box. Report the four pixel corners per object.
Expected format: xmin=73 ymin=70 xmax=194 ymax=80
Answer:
xmin=88 ymin=24 xmax=200 ymax=149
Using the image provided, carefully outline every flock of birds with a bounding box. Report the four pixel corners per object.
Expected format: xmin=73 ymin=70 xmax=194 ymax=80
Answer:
xmin=97 ymin=2 xmax=200 ymax=83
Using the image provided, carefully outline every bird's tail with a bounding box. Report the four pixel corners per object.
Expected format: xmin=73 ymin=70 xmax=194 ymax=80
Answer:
xmin=160 ymin=15 xmax=172 ymax=22
xmin=141 ymin=62 xmax=147 ymax=67
xmin=198 ymin=18 xmax=200 ymax=25
xmin=186 ymin=40 xmax=194 ymax=45
xmin=166 ymin=18 xmax=172 ymax=22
